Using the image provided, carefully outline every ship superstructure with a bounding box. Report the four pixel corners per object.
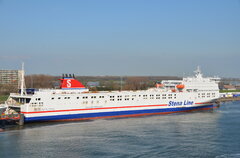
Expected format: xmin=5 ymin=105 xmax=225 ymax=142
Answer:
xmin=4 ymin=67 xmax=220 ymax=122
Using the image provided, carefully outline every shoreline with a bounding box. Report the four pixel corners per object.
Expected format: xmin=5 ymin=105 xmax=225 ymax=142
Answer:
xmin=217 ymin=97 xmax=240 ymax=102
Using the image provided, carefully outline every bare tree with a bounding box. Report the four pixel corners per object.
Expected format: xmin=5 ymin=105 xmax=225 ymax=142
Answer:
xmin=25 ymin=75 xmax=57 ymax=89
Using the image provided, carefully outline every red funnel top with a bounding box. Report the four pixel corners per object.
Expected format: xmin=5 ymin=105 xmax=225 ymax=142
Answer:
xmin=59 ymin=76 xmax=85 ymax=89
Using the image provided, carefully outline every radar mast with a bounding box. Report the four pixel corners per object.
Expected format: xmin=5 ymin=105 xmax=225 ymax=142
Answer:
xmin=19 ymin=62 xmax=26 ymax=96
xmin=194 ymin=66 xmax=203 ymax=79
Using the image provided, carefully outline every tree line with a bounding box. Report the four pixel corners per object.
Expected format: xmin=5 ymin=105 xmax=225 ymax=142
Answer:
xmin=0 ymin=74 xmax=182 ymax=95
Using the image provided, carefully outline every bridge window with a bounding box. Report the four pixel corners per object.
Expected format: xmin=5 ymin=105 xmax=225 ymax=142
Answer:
xmin=26 ymin=98 xmax=31 ymax=103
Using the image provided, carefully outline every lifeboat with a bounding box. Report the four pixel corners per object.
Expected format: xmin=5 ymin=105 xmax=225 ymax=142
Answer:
xmin=176 ymin=84 xmax=185 ymax=89
xmin=156 ymin=83 xmax=164 ymax=88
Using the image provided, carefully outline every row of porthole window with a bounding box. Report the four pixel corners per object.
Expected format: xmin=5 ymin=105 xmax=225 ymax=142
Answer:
xmin=199 ymin=93 xmax=215 ymax=95
xmin=109 ymin=94 xmax=176 ymax=98
xmin=51 ymin=96 xmax=106 ymax=100
xmin=143 ymin=96 xmax=176 ymax=99
xmin=198 ymin=94 xmax=215 ymax=97
xmin=51 ymin=94 xmax=178 ymax=100
xmin=30 ymin=103 xmax=43 ymax=107
xmin=81 ymin=96 xmax=179 ymax=104
xmin=110 ymin=98 xmax=135 ymax=101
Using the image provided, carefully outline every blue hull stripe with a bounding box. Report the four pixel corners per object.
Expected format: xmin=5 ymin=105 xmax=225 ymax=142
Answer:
xmin=24 ymin=105 xmax=214 ymax=122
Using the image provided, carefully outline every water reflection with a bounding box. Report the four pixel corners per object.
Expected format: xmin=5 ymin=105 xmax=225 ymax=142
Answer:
xmin=0 ymin=103 xmax=240 ymax=158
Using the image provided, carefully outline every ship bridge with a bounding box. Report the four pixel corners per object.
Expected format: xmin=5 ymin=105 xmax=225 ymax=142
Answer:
xmin=161 ymin=80 xmax=183 ymax=89
xmin=6 ymin=93 xmax=32 ymax=108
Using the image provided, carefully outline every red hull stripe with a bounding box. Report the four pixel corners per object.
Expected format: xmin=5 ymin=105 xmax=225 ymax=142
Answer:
xmin=195 ymin=102 xmax=212 ymax=105
xmin=21 ymin=102 xmax=213 ymax=114
xmin=21 ymin=104 xmax=167 ymax=114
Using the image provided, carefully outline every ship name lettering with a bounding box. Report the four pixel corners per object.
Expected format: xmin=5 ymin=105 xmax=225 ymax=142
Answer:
xmin=169 ymin=100 xmax=194 ymax=106
xmin=168 ymin=101 xmax=182 ymax=106
xmin=184 ymin=100 xmax=194 ymax=105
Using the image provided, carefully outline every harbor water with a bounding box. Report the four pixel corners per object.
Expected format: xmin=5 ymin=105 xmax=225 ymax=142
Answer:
xmin=0 ymin=101 xmax=240 ymax=158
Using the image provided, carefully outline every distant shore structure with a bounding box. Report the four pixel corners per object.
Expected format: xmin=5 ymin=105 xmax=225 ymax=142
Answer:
xmin=0 ymin=70 xmax=22 ymax=86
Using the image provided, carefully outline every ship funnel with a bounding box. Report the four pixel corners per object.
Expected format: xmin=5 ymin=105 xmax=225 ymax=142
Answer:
xmin=59 ymin=74 xmax=86 ymax=89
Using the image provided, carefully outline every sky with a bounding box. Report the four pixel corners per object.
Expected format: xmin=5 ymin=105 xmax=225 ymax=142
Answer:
xmin=0 ymin=0 xmax=240 ymax=77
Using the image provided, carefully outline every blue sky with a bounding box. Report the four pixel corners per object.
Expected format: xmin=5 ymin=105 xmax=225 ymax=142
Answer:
xmin=0 ymin=0 xmax=240 ymax=77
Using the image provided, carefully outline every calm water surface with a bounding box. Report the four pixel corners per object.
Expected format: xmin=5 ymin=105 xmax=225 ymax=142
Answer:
xmin=0 ymin=102 xmax=240 ymax=158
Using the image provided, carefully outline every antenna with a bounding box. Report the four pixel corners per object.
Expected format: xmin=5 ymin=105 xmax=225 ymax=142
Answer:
xmin=120 ymin=76 xmax=123 ymax=91
xmin=20 ymin=62 xmax=26 ymax=96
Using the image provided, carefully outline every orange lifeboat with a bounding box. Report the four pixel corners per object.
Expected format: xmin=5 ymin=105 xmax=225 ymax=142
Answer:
xmin=176 ymin=84 xmax=185 ymax=89
xmin=156 ymin=83 xmax=164 ymax=88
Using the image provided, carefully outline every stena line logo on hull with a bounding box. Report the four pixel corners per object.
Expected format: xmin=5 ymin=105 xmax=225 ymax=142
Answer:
xmin=168 ymin=100 xmax=194 ymax=106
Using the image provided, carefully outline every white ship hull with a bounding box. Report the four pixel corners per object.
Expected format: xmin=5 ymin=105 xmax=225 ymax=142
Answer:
xmin=6 ymin=67 xmax=220 ymax=123
xmin=22 ymin=102 xmax=216 ymax=122
xmin=19 ymin=90 xmax=218 ymax=122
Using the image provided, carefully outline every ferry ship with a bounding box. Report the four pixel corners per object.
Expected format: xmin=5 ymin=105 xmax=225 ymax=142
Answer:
xmin=3 ymin=67 xmax=220 ymax=123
